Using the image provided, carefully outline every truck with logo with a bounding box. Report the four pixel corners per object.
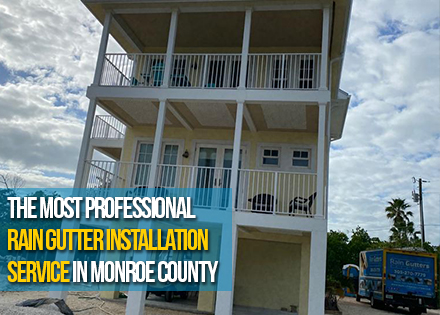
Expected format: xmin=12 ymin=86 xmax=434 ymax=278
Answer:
xmin=357 ymin=249 xmax=437 ymax=314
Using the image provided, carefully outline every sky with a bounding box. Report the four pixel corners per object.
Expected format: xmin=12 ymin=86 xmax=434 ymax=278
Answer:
xmin=0 ymin=0 xmax=439 ymax=244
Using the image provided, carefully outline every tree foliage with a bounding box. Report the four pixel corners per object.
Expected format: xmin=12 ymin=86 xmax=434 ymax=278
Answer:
xmin=386 ymin=198 xmax=420 ymax=248
xmin=326 ymin=197 xmax=435 ymax=291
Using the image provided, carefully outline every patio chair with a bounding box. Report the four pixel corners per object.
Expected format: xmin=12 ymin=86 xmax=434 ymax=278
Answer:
xmin=248 ymin=193 xmax=277 ymax=214
xmin=171 ymin=74 xmax=191 ymax=87
xmin=289 ymin=192 xmax=317 ymax=216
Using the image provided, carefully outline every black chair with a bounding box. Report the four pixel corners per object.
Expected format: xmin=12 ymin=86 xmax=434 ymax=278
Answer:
xmin=171 ymin=75 xmax=191 ymax=87
xmin=289 ymin=192 xmax=317 ymax=216
xmin=248 ymin=193 xmax=277 ymax=214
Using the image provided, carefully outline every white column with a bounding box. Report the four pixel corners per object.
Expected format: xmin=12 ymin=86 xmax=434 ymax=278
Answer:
xmin=125 ymin=100 xmax=167 ymax=313
xmin=214 ymin=102 xmax=243 ymax=315
xmin=126 ymin=290 xmax=147 ymax=315
xmin=162 ymin=9 xmax=179 ymax=87
xmin=215 ymin=222 xmax=238 ymax=315
xmin=316 ymin=103 xmax=326 ymax=217
xmin=230 ymin=102 xmax=244 ymax=204
xmin=307 ymin=230 xmax=327 ymax=315
xmin=93 ymin=11 xmax=112 ymax=85
xmin=148 ymin=100 xmax=167 ymax=187
xmin=48 ymin=100 xmax=98 ymax=300
xmin=319 ymin=5 xmax=331 ymax=90
xmin=74 ymin=99 xmax=97 ymax=189
xmin=239 ymin=9 xmax=252 ymax=89
xmin=325 ymin=104 xmax=332 ymax=220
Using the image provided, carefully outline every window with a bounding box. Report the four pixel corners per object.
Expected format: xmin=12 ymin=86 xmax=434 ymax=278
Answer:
xmin=163 ymin=145 xmax=179 ymax=165
xmin=159 ymin=145 xmax=179 ymax=188
xmin=262 ymin=149 xmax=280 ymax=166
xmin=134 ymin=143 xmax=153 ymax=186
xmin=299 ymin=59 xmax=314 ymax=89
xmin=292 ymin=150 xmax=310 ymax=168
xmin=134 ymin=143 xmax=180 ymax=187
xmin=272 ymin=57 xmax=288 ymax=88
xmin=207 ymin=59 xmax=226 ymax=88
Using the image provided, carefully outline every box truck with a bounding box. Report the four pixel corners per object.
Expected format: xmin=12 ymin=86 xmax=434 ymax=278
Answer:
xmin=357 ymin=249 xmax=437 ymax=314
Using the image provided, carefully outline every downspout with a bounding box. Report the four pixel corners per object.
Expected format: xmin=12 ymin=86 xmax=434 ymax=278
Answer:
xmin=328 ymin=54 xmax=344 ymax=99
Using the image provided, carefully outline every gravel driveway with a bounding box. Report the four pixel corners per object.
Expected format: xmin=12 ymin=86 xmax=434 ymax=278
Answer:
xmin=0 ymin=291 xmax=193 ymax=315
xmin=338 ymin=297 xmax=440 ymax=315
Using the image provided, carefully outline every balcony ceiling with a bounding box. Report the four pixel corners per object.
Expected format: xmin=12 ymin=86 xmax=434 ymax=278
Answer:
xmin=114 ymin=10 xmax=321 ymax=52
xmin=250 ymin=10 xmax=322 ymax=48
xmin=98 ymin=99 xmax=319 ymax=133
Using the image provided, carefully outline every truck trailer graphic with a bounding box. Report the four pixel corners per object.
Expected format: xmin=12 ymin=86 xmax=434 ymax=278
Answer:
xmin=357 ymin=249 xmax=437 ymax=314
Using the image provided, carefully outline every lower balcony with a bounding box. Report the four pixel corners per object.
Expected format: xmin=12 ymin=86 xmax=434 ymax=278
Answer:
xmin=83 ymin=160 xmax=318 ymax=218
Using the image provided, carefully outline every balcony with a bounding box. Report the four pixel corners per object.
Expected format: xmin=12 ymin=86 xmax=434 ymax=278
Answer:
xmin=84 ymin=160 xmax=318 ymax=218
xmin=92 ymin=115 xmax=126 ymax=139
xmin=89 ymin=115 xmax=126 ymax=160
xmin=99 ymin=52 xmax=321 ymax=90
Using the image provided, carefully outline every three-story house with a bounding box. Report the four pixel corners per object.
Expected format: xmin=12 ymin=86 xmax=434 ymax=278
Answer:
xmin=52 ymin=1 xmax=352 ymax=314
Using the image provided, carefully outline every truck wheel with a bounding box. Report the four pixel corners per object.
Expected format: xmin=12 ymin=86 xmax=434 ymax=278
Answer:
xmin=356 ymin=295 xmax=361 ymax=302
xmin=370 ymin=296 xmax=381 ymax=309
xmin=165 ymin=291 xmax=174 ymax=302
xmin=409 ymin=307 xmax=422 ymax=315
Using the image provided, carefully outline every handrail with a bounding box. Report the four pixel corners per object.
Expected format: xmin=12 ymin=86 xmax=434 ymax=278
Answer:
xmin=83 ymin=160 xmax=320 ymax=217
xmin=92 ymin=115 xmax=126 ymax=139
xmin=100 ymin=52 xmax=321 ymax=90
xmin=104 ymin=57 xmax=130 ymax=81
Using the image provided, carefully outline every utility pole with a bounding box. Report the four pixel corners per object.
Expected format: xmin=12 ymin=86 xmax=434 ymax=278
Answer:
xmin=418 ymin=178 xmax=425 ymax=247
xmin=413 ymin=177 xmax=428 ymax=247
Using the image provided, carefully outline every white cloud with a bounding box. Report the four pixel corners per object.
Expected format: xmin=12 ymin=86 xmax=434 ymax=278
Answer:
xmin=330 ymin=0 xmax=440 ymax=244
xmin=0 ymin=0 xmax=438 ymax=245
xmin=0 ymin=0 xmax=120 ymax=185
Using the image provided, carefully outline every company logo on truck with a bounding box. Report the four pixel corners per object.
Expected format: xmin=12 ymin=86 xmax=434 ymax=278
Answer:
xmin=386 ymin=253 xmax=435 ymax=298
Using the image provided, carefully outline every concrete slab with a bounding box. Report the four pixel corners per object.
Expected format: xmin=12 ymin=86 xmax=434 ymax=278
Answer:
xmin=233 ymin=305 xmax=298 ymax=315
xmin=145 ymin=294 xmax=206 ymax=314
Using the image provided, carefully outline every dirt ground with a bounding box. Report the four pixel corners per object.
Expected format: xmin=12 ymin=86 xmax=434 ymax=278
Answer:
xmin=338 ymin=297 xmax=440 ymax=315
xmin=1 ymin=292 xmax=439 ymax=315
xmin=0 ymin=291 xmax=193 ymax=315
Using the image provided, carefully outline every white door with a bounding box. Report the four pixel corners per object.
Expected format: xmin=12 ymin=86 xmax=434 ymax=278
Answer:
xmin=194 ymin=145 xmax=244 ymax=208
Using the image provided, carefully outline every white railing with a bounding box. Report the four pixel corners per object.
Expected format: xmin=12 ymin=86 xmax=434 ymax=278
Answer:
xmin=155 ymin=164 xmax=232 ymax=208
xmin=100 ymin=52 xmax=321 ymax=90
xmin=237 ymin=169 xmax=318 ymax=216
xmin=83 ymin=161 xmax=318 ymax=216
xmin=84 ymin=160 xmax=151 ymax=189
xmin=247 ymin=53 xmax=321 ymax=90
xmin=169 ymin=54 xmax=241 ymax=88
xmin=100 ymin=53 xmax=166 ymax=87
xmin=91 ymin=115 xmax=126 ymax=139
xmin=155 ymin=164 xmax=232 ymax=189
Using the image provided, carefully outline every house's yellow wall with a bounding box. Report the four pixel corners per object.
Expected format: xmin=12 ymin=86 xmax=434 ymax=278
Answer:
xmin=233 ymin=232 xmax=311 ymax=314
xmin=121 ymin=126 xmax=318 ymax=170
xmin=120 ymin=126 xmax=318 ymax=208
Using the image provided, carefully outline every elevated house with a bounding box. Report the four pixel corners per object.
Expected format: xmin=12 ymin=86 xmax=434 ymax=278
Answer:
xmin=53 ymin=1 xmax=353 ymax=314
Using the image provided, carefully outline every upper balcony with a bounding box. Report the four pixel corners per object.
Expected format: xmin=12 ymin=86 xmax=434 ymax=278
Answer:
xmin=83 ymin=1 xmax=352 ymax=104
xmin=100 ymin=52 xmax=321 ymax=90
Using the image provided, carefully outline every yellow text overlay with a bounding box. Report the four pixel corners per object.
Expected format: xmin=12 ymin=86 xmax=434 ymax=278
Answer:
xmin=8 ymin=228 xmax=209 ymax=251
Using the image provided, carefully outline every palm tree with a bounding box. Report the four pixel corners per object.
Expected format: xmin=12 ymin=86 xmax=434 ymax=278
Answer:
xmin=385 ymin=198 xmax=413 ymax=225
xmin=385 ymin=198 xmax=419 ymax=247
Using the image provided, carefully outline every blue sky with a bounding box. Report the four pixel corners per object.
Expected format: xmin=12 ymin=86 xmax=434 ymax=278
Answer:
xmin=0 ymin=0 xmax=439 ymax=244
